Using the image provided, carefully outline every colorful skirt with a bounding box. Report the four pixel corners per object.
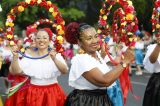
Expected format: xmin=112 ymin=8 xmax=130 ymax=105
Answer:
xmin=65 ymin=89 xmax=112 ymax=106
xmin=107 ymin=80 xmax=123 ymax=106
xmin=5 ymin=75 xmax=30 ymax=106
xmin=26 ymin=83 xmax=66 ymax=106
xmin=143 ymin=72 xmax=160 ymax=106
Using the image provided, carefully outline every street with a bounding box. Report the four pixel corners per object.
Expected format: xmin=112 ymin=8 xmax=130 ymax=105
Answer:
xmin=0 ymin=71 xmax=150 ymax=106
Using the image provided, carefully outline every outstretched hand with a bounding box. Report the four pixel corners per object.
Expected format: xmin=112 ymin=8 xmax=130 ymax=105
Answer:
xmin=122 ymin=48 xmax=135 ymax=64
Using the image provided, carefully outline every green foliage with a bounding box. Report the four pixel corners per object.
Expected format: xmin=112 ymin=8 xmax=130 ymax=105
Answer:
xmin=60 ymin=8 xmax=85 ymax=23
xmin=0 ymin=0 xmax=157 ymax=34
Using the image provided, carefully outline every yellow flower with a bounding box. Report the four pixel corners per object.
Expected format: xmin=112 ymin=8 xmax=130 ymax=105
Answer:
xmin=103 ymin=15 xmax=107 ymax=20
xmin=156 ymin=24 xmax=160 ymax=29
xmin=10 ymin=41 xmax=15 ymax=46
xmin=57 ymin=25 xmax=62 ymax=30
xmin=58 ymin=30 xmax=64 ymax=35
xmin=61 ymin=21 xmax=65 ymax=25
xmin=134 ymin=37 xmax=137 ymax=41
xmin=5 ymin=22 xmax=9 ymax=26
xmin=25 ymin=0 xmax=31 ymax=4
xmin=37 ymin=0 xmax=42 ymax=4
xmin=97 ymin=29 xmax=102 ymax=34
xmin=57 ymin=36 xmax=63 ymax=44
xmin=7 ymin=34 xmax=13 ymax=39
xmin=47 ymin=1 xmax=52 ymax=5
xmin=129 ymin=38 xmax=133 ymax=42
xmin=18 ymin=6 xmax=25 ymax=12
xmin=152 ymin=29 xmax=155 ymax=32
xmin=52 ymin=12 xmax=58 ymax=17
xmin=52 ymin=24 xmax=57 ymax=27
xmin=49 ymin=7 xmax=54 ymax=13
xmin=9 ymin=22 xmax=14 ymax=27
xmin=121 ymin=22 xmax=126 ymax=26
xmin=100 ymin=9 xmax=105 ymax=14
xmin=20 ymin=48 xmax=25 ymax=53
xmin=127 ymin=1 xmax=133 ymax=6
xmin=126 ymin=13 xmax=134 ymax=21
xmin=10 ymin=9 xmax=14 ymax=14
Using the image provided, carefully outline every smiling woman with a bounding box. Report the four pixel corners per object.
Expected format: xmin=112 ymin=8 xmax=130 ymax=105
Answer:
xmin=64 ymin=22 xmax=135 ymax=106
xmin=9 ymin=28 xmax=68 ymax=106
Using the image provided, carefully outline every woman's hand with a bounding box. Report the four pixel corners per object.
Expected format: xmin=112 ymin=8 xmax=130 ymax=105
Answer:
xmin=10 ymin=44 xmax=19 ymax=59
xmin=122 ymin=48 xmax=135 ymax=64
xmin=49 ymin=47 xmax=57 ymax=60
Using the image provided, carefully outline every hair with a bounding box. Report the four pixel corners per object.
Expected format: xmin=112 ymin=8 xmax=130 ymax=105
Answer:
xmin=65 ymin=22 xmax=93 ymax=44
xmin=37 ymin=28 xmax=53 ymax=40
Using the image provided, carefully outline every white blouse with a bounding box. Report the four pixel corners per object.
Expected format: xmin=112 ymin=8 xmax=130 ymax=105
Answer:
xmin=143 ymin=44 xmax=160 ymax=73
xmin=18 ymin=53 xmax=67 ymax=85
xmin=69 ymin=51 xmax=116 ymax=90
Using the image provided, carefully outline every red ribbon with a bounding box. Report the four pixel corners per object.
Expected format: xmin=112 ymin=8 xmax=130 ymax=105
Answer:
xmin=104 ymin=43 xmax=140 ymax=105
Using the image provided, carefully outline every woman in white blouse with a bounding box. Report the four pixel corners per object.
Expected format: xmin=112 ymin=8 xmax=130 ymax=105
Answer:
xmin=64 ymin=22 xmax=134 ymax=106
xmin=143 ymin=36 xmax=160 ymax=106
xmin=10 ymin=28 xmax=68 ymax=106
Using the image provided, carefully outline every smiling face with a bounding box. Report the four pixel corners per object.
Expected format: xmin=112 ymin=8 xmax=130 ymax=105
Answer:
xmin=35 ymin=30 xmax=50 ymax=50
xmin=78 ymin=27 xmax=100 ymax=54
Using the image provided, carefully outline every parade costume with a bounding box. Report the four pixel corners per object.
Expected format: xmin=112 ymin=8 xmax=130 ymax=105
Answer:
xmin=65 ymin=52 xmax=112 ymax=106
xmin=0 ymin=96 xmax=3 ymax=106
xmin=18 ymin=53 xmax=66 ymax=106
xmin=143 ymin=44 xmax=160 ymax=106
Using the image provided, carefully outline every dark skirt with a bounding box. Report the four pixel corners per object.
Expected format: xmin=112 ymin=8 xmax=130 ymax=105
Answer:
xmin=0 ymin=62 xmax=10 ymax=77
xmin=65 ymin=89 xmax=112 ymax=106
xmin=143 ymin=72 xmax=160 ymax=106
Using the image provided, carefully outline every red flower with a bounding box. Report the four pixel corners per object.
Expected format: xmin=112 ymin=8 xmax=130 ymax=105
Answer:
xmin=99 ymin=19 xmax=107 ymax=26
xmin=155 ymin=0 xmax=160 ymax=8
xmin=124 ymin=6 xmax=134 ymax=14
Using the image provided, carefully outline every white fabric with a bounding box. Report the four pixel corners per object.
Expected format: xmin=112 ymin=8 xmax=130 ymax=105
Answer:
xmin=0 ymin=47 xmax=13 ymax=61
xmin=135 ymin=41 xmax=144 ymax=49
xmin=69 ymin=51 xmax=116 ymax=90
xmin=143 ymin=44 xmax=160 ymax=73
xmin=19 ymin=53 xmax=67 ymax=85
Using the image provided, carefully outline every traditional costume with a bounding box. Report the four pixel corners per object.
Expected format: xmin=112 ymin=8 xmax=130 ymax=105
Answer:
xmin=65 ymin=51 xmax=113 ymax=106
xmin=143 ymin=44 xmax=160 ymax=106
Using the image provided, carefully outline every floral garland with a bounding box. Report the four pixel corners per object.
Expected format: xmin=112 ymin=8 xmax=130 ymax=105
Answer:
xmin=98 ymin=0 xmax=138 ymax=45
xmin=111 ymin=8 xmax=125 ymax=43
xmin=151 ymin=0 xmax=160 ymax=37
xmin=5 ymin=0 xmax=65 ymax=53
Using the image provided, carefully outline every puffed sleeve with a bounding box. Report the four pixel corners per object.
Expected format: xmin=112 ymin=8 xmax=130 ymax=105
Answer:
xmin=143 ymin=44 xmax=156 ymax=73
xmin=56 ymin=53 xmax=68 ymax=68
xmin=69 ymin=54 xmax=98 ymax=82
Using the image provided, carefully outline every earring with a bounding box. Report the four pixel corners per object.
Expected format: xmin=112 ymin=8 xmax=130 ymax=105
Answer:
xmin=78 ymin=48 xmax=85 ymax=54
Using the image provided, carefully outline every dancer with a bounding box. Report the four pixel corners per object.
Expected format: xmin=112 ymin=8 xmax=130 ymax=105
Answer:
xmin=10 ymin=28 xmax=68 ymax=106
xmin=64 ymin=22 xmax=134 ymax=106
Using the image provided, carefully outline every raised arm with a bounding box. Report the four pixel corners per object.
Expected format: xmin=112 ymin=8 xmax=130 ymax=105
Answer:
xmin=149 ymin=38 xmax=160 ymax=63
xmin=83 ymin=48 xmax=134 ymax=87
xmin=10 ymin=45 xmax=23 ymax=75
xmin=49 ymin=48 xmax=68 ymax=74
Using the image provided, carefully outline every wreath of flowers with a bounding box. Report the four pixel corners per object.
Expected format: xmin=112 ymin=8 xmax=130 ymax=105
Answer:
xmin=151 ymin=0 xmax=160 ymax=37
xmin=98 ymin=0 xmax=138 ymax=45
xmin=5 ymin=0 xmax=65 ymax=53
